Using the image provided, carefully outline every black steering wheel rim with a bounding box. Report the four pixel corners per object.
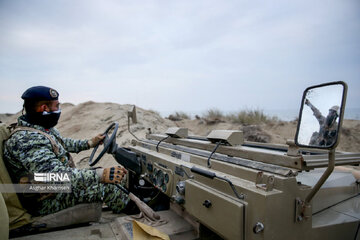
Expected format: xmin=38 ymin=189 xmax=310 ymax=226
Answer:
xmin=89 ymin=122 xmax=119 ymax=166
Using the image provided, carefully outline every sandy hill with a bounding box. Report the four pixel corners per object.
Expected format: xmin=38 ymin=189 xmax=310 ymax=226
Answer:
xmin=1 ymin=102 xmax=175 ymax=168
xmin=1 ymin=101 xmax=360 ymax=168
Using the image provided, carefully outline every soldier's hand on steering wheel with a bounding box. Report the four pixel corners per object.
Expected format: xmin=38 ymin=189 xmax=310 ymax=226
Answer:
xmin=88 ymin=134 xmax=106 ymax=148
xmin=89 ymin=122 xmax=119 ymax=166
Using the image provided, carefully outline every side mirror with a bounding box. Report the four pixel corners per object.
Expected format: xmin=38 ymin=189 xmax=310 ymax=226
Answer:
xmin=295 ymin=81 xmax=347 ymax=149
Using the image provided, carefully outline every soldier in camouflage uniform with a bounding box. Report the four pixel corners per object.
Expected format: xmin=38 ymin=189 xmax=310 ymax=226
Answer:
xmin=4 ymin=86 xmax=129 ymax=216
xmin=305 ymin=99 xmax=339 ymax=147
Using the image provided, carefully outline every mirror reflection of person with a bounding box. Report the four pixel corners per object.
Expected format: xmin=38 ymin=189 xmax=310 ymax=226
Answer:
xmin=305 ymin=99 xmax=339 ymax=147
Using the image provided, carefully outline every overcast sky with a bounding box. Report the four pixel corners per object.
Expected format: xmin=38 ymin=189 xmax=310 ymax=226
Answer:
xmin=0 ymin=0 xmax=359 ymax=118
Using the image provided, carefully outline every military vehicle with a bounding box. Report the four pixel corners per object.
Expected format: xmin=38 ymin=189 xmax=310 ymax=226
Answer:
xmin=1 ymin=81 xmax=359 ymax=239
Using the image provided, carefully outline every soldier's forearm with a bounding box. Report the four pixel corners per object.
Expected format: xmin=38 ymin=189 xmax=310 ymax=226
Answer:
xmin=62 ymin=137 xmax=90 ymax=153
xmin=308 ymin=103 xmax=321 ymax=116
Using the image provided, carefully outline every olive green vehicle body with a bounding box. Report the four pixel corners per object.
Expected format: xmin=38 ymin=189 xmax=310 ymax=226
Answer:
xmin=127 ymin=132 xmax=360 ymax=240
xmin=2 ymin=81 xmax=360 ymax=240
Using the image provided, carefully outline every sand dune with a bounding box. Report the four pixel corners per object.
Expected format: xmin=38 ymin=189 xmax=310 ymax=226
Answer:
xmin=1 ymin=101 xmax=359 ymax=168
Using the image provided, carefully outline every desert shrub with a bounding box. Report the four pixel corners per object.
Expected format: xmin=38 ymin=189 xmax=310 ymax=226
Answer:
xmin=176 ymin=111 xmax=191 ymax=119
xmin=242 ymin=125 xmax=271 ymax=143
xmin=227 ymin=109 xmax=279 ymax=125
xmin=168 ymin=111 xmax=191 ymax=121
xmin=202 ymin=109 xmax=224 ymax=120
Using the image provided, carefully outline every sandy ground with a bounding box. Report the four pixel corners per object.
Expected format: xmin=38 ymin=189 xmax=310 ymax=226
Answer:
xmin=1 ymin=101 xmax=360 ymax=169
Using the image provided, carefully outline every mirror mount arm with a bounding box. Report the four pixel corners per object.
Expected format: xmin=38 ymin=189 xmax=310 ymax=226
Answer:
xmin=127 ymin=105 xmax=140 ymax=141
xmin=305 ymin=149 xmax=335 ymax=205
xmin=128 ymin=115 xmax=140 ymax=141
xmin=296 ymin=149 xmax=335 ymax=222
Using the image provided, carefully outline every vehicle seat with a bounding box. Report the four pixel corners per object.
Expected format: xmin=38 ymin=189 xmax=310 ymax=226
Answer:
xmin=32 ymin=202 xmax=102 ymax=229
xmin=0 ymin=123 xmax=102 ymax=234
xmin=0 ymin=193 xmax=9 ymax=240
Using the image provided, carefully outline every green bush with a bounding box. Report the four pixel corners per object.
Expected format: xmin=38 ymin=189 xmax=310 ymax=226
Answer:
xmin=202 ymin=109 xmax=224 ymax=120
xmin=226 ymin=109 xmax=279 ymax=125
xmin=168 ymin=111 xmax=191 ymax=120
xmin=176 ymin=111 xmax=191 ymax=119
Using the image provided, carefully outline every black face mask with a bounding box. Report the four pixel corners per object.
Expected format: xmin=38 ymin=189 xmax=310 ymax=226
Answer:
xmin=25 ymin=110 xmax=61 ymax=129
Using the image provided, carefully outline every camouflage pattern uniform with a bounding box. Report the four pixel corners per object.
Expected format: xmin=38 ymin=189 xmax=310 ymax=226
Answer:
xmin=308 ymin=103 xmax=338 ymax=146
xmin=4 ymin=116 xmax=129 ymax=216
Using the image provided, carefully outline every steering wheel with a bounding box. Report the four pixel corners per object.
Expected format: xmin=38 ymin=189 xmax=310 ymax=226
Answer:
xmin=89 ymin=122 xmax=119 ymax=166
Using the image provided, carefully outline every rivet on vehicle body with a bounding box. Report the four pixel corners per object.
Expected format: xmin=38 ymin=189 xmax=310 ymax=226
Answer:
xmin=202 ymin=199 xmax=212 ymax=208
xmin=253 ymin=222 xmax=265 ymax=234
